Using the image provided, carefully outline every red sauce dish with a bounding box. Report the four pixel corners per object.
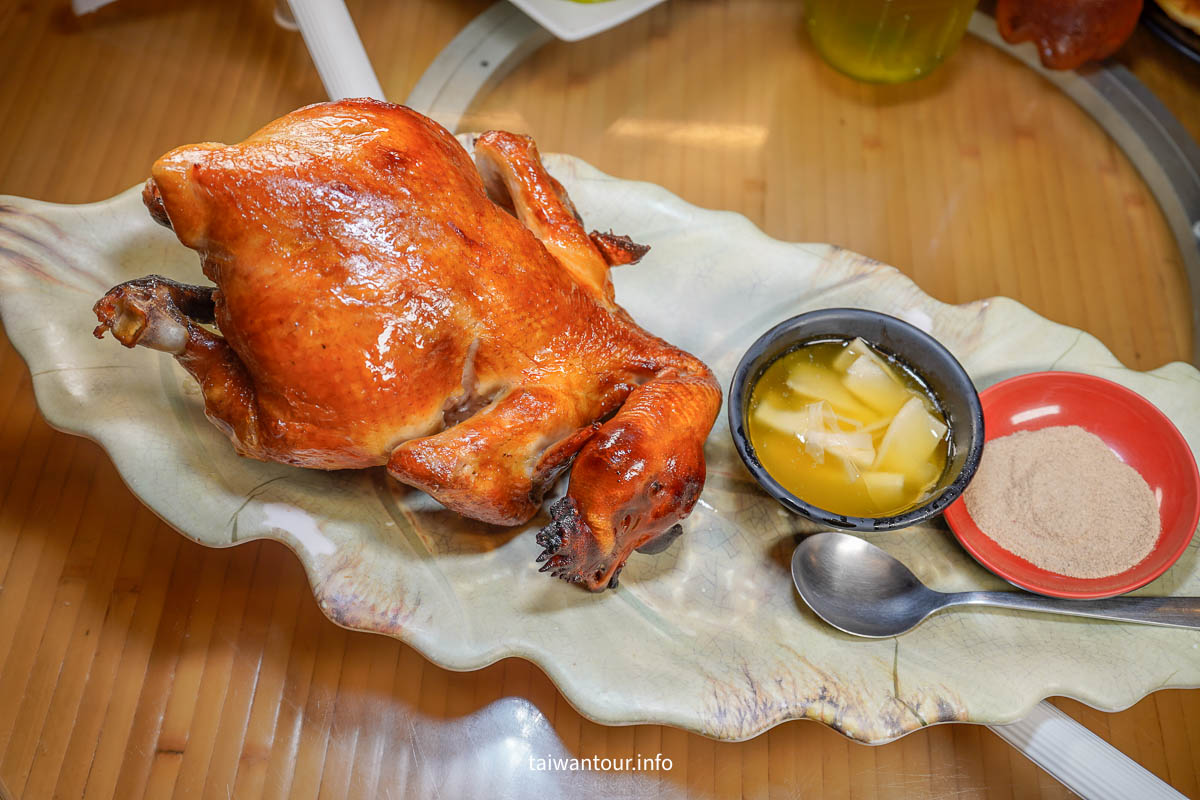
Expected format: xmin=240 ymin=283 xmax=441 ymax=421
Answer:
xmin=943 ymin=371 xmax=1200 ymax=599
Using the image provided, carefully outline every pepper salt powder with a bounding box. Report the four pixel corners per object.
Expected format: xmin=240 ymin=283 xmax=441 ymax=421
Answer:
xmin=963 ymin=425 xmax=1160 ymax=579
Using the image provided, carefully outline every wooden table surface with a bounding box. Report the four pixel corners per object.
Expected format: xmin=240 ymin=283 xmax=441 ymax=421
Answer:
xmin=2 ymin=1 xmax=1199 ymax=797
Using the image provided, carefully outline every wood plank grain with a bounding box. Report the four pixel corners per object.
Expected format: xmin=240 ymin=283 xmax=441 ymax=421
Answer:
xmin=78 ymin=520 xmax=181 ymax=800
xmin=259 ymin=564 xmax=327 ymax=800
xmin=51 ymin=504 xmax=166 ymax=800
xmin=229 ymin=544 xmax=307 ymax=800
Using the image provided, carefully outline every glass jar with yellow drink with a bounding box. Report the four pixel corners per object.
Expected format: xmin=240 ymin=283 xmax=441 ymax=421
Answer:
xmin=805 ymin=0 xmax=979 ymax=83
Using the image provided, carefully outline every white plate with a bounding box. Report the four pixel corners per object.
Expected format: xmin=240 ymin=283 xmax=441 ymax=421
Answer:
xmin=507 ymin=0 xmax=665 ymax=41
xmin=1 ymin=145 xmax=1198 ymax=743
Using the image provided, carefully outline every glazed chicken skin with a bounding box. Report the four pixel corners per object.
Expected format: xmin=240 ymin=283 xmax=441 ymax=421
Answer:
xmin=93 ymin=99 xmax=721 ymax=591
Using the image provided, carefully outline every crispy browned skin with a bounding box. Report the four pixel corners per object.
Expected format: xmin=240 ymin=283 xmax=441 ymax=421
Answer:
xmin=92 ymin=99 xmax=721 ymax=591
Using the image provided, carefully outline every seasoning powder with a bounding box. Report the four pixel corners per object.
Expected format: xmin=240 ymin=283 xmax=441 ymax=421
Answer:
xmin=963 ymin=425 xmax=1160 ymax=579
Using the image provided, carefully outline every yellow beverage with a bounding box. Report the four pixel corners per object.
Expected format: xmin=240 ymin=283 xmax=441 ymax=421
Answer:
xmin=805 ymin=0 xmax=978 ymax=83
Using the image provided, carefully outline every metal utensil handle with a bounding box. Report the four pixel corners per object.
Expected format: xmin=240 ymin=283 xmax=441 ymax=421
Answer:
xmin=954 ymin=592 xmax=1200 ymax=629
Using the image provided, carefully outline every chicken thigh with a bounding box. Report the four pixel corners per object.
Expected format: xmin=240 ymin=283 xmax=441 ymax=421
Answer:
xmin=93 ymin=99 xmax=721 ymax=591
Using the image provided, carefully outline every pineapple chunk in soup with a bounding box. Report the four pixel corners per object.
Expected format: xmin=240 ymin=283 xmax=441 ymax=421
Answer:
xmin=747 ymin=337 xmax=950 ymax=517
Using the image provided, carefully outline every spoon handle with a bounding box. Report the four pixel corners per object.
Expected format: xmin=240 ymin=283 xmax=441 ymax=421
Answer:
xmin=951 ymin=592 xmax=1200 ymax=629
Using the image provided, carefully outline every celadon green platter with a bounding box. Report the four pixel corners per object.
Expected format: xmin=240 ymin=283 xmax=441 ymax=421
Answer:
xmin=1 ymin=144 xmax=1197 ymax=744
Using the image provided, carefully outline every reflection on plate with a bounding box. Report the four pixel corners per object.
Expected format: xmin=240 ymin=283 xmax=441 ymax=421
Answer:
xmin=1 ymin=145 xmax=1199 ymax=743
xmin=1143 ymin=3 xmax=1200 ymax=65
xmin=507 ymin=0 xmax=665 ymax=42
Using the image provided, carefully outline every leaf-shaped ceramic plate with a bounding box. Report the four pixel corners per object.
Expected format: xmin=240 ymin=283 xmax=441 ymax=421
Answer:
xmin=1 ymin=148 xmax=1198 ymax=744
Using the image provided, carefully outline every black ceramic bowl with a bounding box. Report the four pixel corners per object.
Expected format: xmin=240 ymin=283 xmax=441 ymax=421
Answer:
xmin=728 ymin=308 xmax=985 ymax=531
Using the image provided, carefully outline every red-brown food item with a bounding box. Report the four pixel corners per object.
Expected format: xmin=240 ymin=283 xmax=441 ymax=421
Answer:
xmin=92 ymin=99 xmax=721 ymax=592
xmin=995 ymin=0 xmax=1143 ymax=70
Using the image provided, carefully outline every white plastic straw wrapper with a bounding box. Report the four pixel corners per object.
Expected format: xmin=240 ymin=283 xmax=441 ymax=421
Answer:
xmin=286 ymin=0 xmax=385 ymax=101
xmin=990 ymin=701 xmax=1186 ymax=799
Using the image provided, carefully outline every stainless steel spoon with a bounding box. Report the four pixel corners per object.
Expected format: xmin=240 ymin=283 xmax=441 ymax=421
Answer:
xmin=791 ymin=532 xmax=1200 ymax=637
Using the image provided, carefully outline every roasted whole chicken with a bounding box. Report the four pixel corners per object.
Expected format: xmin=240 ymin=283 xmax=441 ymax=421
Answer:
xmin=93 ymin=99 xmax=721 ymax=591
